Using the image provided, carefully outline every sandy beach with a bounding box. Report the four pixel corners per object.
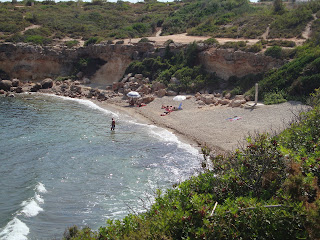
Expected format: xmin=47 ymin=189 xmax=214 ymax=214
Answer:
xmin=95 ymin=95 xmax=310 ymax=155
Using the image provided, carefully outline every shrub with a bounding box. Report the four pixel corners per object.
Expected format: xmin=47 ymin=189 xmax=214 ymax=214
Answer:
xmin=263 ymin=91 xmax=287 ymax=105
xmin=84 ymin=37 xmax=102 ymax=46
xmin=203 ymin=37 xmax=219 ymax=45
xmin=65 ymin=40 xmax=79 ymax=48
xmin=265 ymin=46 xmax=282 ymax=59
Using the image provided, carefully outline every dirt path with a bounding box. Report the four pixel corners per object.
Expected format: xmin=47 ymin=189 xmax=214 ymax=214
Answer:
xmin=302 ymin=13 xmax=317 ymax=39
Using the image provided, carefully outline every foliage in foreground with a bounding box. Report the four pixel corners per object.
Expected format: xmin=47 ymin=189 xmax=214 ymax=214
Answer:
xmin=65 ymin=92 xmax=320 ymax=239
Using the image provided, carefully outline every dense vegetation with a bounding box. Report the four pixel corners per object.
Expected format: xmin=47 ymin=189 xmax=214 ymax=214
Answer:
xmin=64 ymin=90 xmax=320 ymax=239
xmin=126 ymin=41 xmax=221 ymax=93
xmin=0 ymin=0 xmax=319 ymax=45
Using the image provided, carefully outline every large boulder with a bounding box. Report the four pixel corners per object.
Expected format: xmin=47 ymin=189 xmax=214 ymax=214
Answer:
xmin=142 ymin=95 xmax=155 ymax=104
xmin=166 ymin=90 xmax=178 ymax=96
xmin=41 ymin=78 xmax=53 ymax=89
xmin=0 ymin=80 xmax=12 ymax=91
xmin=70 ymin=84 xmax=82 ymax=94
xmin=30 ymin=83 xmax=42 ymax=92
xmin=219 ymin=99 xmax=231 ymax=105
xmin=12 ymin=79 xmax=20 ymax=87
xmin=229 ymin=99 xmax=245 ymax=108
xmin=152 ymin=81 xmax=166 ymax=92
xmin=112 ymin=82 xmax=124 ymax=91
xmin=136 ymin=84 xmax=151 ymax=94
xmin=155 ymin=89 xmax=167 ymax=97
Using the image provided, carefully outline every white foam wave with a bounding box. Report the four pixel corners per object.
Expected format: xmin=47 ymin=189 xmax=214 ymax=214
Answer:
xmin=35 ymin=193 xmax=44 ymax=204
xmin=21 ymin=199 xmax=43 ymax=217
xmin=0 ymin=217 xmax=29 ymax=240
xmin=50 ymin=94 xmax=119 ymax=118
xmin=126 ymin=119 xmax=200 ymax=156
xmin=35 ymin=182 xmax=47 ymax=193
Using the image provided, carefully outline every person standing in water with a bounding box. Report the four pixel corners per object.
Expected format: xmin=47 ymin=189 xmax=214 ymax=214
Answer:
xmin=111 ymin=118 xmax=115 ymax=131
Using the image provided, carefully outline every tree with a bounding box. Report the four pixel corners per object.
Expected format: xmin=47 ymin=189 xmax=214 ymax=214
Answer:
xmin=273 ymin=0 xmax=284 ymax=14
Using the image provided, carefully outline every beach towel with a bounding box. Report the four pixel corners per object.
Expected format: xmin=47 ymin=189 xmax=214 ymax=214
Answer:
xmin=227 ymin=116 xmax=242 ymax=121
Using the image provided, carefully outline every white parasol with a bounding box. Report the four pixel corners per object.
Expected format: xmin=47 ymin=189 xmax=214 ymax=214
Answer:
xmin=173 ymin=95 xmax=186 ymax=101
xmin=173 ymin=95 xmax=186 ymax=110
xmin=127 ymin=91 xmax=141 ymax=98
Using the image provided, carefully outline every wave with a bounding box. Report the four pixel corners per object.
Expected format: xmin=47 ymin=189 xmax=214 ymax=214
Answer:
xmin=0 ymin=182 xmax=47 ymax=240
xmin=48 ymin=94 xmax=119 ymax=118
xmin=0 ymin=217 xmax=29 ymax=240
xmin=35 ymin=182 xmax=47 ymax=193
xmin=128 ymin=120 xmax=200 ymax=156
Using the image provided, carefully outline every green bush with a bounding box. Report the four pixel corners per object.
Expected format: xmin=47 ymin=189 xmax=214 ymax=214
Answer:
xmin=265 ymin=46 xmax=282 ymax=59
xmin=203 ymin=37 xmax=219 ymax=45
xmin=263 ymin=91 xmax=287 ymax=105
xmin=84 ymin=36 xmax=102 ymax=46
xmin=65 ymin=40 xmax=79 ymax=48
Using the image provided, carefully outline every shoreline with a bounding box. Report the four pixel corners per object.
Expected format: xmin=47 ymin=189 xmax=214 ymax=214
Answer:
xmin=2 ymin=85 xmax=311 ymax=156
xmin=91 ymin=97 xmax=205 ymax=155
xmin=92 ymin=95 xmax=310 ymax=156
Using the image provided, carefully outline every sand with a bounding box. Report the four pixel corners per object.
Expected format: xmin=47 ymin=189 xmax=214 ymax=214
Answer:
xmin=95 ymin=95 xmax=310 ymax=155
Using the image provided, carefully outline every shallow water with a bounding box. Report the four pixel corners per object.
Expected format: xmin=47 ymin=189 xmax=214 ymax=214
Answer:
xmin=0 ymin=94 xmax=201 ymax=240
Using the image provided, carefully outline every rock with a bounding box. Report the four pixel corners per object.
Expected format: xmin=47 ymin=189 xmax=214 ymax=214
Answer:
xmin=41 ymin=78 xmax=53 ymax=89
xmin=219 ymin=99 xmax=231 ymax=105
xmin=112 ymin=82 xmax=124 ymax=91
xmin=245 ymin=95 xmax=252 ymax=101
xmin=82 ymin=78 xmax=91 ymax=84
xmin=12 ymin=79 xmax=20 ymax=87
xmin=0 ymin=89 xmax=5 ymax=94
xmin=106 ymin=85 xmax=112 ymax=90
xmin=229 ymin=99 xmax=245 ymax=108
xmin=142 ymin=77 xmax=150 ymax=84
xmin=170 ymin=77 xmax=179 ymax=84
xmin=129 ymin=77 xmax=136 ymax=82
xmin=136 ymin=84 xmax=151 ymax=94
xmin=155 ymin=89 xmax=167 ymax=97
xmin=142 ymin=95 xmax=155 ymax=104
xmin=0 ymin=80 xmax=12 ymax=91
xmin=234 ymin=95 xmax=246 ymax=101
xmin=76 ymin=72 xmax=83 ymax=79
xmin=74 ymin=81 xmax=81 ymax=85
xmin=214 ymin=92 xmax=221 ymax=98
xmin=30 ymin=83 xmax=41 ymax=92
xmin=202 ymin=95 xmax=215 ymax=105
xmin=152 ymin=81 xmax=166 ymax=92
xmin=198 ymin=100 xmax=205 ymax=105
xmin=166 ymin=90 xmax=177 ymax=96
xmin=70 ymin=84 xmax=82 ymax=94
xmin=121 ymin=77 xmax=129 ymax=83
xmin=14 ymin=86 xmax=23 ymax=93
xmin=224 ymin=92 xmax=232 ymax=99
xmin=97 ymin=92 xmax=107 ymax=101
xmin=134 ymin=74 xmax=143 ymax=80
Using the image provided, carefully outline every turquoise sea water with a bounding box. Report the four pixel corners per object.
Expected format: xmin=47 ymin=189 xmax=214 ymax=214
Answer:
xmin=0 ymin=93 xmax=201 ymax=240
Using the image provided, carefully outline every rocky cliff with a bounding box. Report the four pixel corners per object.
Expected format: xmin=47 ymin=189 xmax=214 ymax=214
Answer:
xmin=0 ymin=42 xmax=283 ymax=85
xmin=198 ymin=48 xmax=284 ymax=80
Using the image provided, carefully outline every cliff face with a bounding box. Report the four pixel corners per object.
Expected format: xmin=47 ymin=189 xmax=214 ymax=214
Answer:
xmin=198 ymin=48 xmax=284 ymax=80
xmin=0 ymin=42 xmax=283 ymax=85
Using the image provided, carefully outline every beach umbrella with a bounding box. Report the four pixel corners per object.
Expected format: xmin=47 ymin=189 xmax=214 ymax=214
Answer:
xmin=173 ymin=95 xmax=186 ymax=101
xmin=127 ymin=91 xmax=141 ymax=98
xmin=173 ymin=95 xmax=186 ymax=110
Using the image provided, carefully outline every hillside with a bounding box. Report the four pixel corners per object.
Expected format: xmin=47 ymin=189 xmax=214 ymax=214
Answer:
xmin=1 ymin=0 xmax=320 ymax=47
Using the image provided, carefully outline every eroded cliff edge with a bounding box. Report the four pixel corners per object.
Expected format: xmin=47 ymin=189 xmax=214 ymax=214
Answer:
xmin=0 ymin=42 xmax=284 ymax=85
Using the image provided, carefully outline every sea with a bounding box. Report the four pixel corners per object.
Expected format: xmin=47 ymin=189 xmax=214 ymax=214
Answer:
xmin=0 ymin=93 xmax=201 ymax=240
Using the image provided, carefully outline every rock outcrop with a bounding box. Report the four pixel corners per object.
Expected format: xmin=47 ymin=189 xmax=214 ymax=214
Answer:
xmin=0 ymin=42 xmax=284 ymax=87
xmin=198 ymin=48 xmax=283 ymax=81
